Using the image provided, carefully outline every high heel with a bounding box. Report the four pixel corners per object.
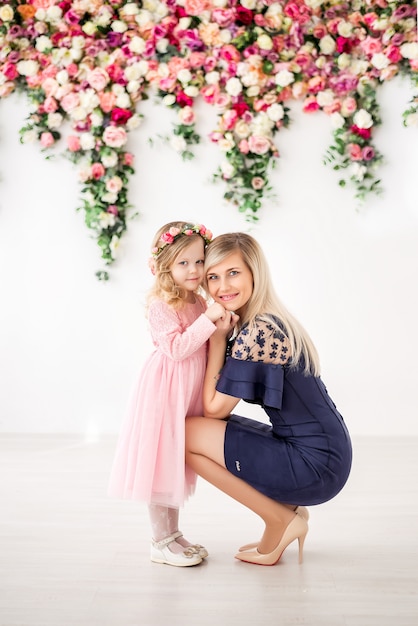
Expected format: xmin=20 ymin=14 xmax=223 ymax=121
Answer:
xmin=238 ymin=506 xmax=309 ymax=552
xmin=235 ymin=514 xmax=308 ymax=566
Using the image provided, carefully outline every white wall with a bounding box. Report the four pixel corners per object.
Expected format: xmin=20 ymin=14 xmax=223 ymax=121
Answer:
xmin=0 ymin=77 xmax=417 ymax=436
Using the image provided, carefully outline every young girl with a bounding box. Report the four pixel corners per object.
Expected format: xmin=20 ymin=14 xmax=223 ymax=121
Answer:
xmin=108 ymin=221 xmax=226 ymax=567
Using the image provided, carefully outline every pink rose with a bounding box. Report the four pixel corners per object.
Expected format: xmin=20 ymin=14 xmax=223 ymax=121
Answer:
xmin=360 ymin=36 xmax=382 ymax=56
xmin=3 ymin=62 xmax=19 ymax=81
xmin=60 ymin=92 xmax=80 ymax=113
xmin=248 ymin=135 xmax=271 ymax=155
xmin=362 ymin=146 xmax=375 ymax=161
xmin=386 ymin=45 xmax=402 ymax=64
xmin=189 ymin=52 xmax=206 ymax=69
xmin=184 ymin=0 xmax=209 ymax=16
xmin=238 ymin=139 xmax=249 ymax=154
xmin=212 ymin=8 xmax=234 ymax=28
xmin=341 ymin=97 xmax=357 ymax=116
xmin=67 ymin=135 xmax=81 ymax=152
xmin=348 ymin=143 xmax=362 ymax=161
xmin=91 ymin=163 xmax=105 ymax=179
xmin=302 ymin=97 xmax=320 ymax=113
xmin=222 ymin=109 xmax=238 ymax=131
xmin=123 ymin=152 xmax=134 ymax=166
xmin=251 ymin=177 xmax=265 ymax=190
xmin=43 ymin=96 xmax=58 ymax=113
xmin=105 ymin=176 xmax=123 ymax=193
xmin=103 ymin=125 xmax=127 ymax=148
xmin=100 ymin=92 xmax=117 ymax=114
xmin=40 ymin=132 xmax=55 ymax=148
xmin=87 ymin=67 xmax=110 ymax=92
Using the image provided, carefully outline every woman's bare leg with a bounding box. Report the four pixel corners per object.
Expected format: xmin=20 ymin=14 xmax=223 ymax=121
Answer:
xmin=185 ymin=416 xmax=295 ymax=553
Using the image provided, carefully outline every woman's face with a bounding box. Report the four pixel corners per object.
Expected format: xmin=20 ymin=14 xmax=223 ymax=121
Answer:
xmin=206 ymin=251 xmax=253 ymax=313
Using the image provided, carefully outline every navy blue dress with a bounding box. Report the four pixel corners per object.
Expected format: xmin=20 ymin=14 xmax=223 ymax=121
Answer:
xmin=216 ymin=317 xmax=352 ymax=506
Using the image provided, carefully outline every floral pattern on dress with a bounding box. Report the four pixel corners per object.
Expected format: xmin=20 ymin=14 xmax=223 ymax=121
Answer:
xmin=231 ymin=318 xmax=291 ymax=365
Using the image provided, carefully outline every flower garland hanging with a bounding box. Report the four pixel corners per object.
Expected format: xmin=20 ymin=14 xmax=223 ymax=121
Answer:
xmin=0 ymin=1 xmax=417 ymax=279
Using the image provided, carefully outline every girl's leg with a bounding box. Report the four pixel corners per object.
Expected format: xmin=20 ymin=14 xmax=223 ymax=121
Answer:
xmin=185 ymin=416 xmax=295 ymax=554
xmin=148 ymin=504 xmax=184 ymax=554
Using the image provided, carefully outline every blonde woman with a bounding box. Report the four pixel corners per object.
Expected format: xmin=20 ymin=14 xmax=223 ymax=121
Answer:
xmin=185 ymin=233 xmax=352 ymax=566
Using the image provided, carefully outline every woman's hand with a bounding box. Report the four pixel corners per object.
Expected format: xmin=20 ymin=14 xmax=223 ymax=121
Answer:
xmin=213 ymin=310 xmax=239 ymax=338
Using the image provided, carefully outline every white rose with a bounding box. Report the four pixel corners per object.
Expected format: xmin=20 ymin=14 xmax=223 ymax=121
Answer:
xmin=99 ymin=212 xmax=116 ymax=229
xmin=205 ymin=71 xmax=220 ymax=85
xmin=225 ymin=77 xmax=243 ymax=97
xmin=246 ymin=85 xmax=260 ymax=97
xmin=90 ymin=111 xmax=104 ymax=127
xmin=319 ymin=35 xmax=336 ymax=55
xmin=162 ymin=94 xmax=176 ymax=106
xmin=101 ymin=192 xmax=118 ymax=204
xmin=213 ymin=0 xmax=228 ymax=7
xmin=156 ymin=38 xmax=169 ymax=54
xmin=129 ymin=36 xmax=146 ymax=54
xmin=0 ymin=5 xmax=14 ymax=21
xmin=275 ymin=69 xmax=295 ymax=88
xmin=350 ymin=163 xmax=367 ymax=182
xmin=251 ymin=112 xmax=274 ymax=136
xmin=373 ymin=18 xmax=389 ymax=31
xmin=177 ymin=69 xmax=192 ymax=84
xmin=155 ymin=3 xmax=169 ymax=19
xmin=404 ymin=112 xmax=418 ymax=127
xmin=170 ymin=135 xmax=187 ymax=153
xmin=123 ymin=3 xmax=140 ymax=15
xmin=257 ymin=34 xmax=273 ymax=51
xmin=353 ymin=109 xmax=373 ymax=129
xmin=127 ymin=80 xmax=140 ymax=94
xmin=234 ymin=120 xmax=250 ymax=139
xmin=21 ymin=129 xmax=38 ymax=144
xmin=240 ymin=0 xmax=257 ymax=8
xmin=80 ymin=133 xmax=96 ymax=151
xmin=185 ymin=85 xmax=199 ymax=97
xmin=46 ymin=6 xmax=62 ymax=22
xmin=219 ymin=29 xmax=232 ymax=44
xmin=267 ymin=103 xmax=285 ymax=122
xmin=101 ymin=151 xmax=118 ymax=168
xmin=401 ymin=42 xmax=418 ymax=60
xmin=337 ymin=53 xmax=351 ymax=70
xmin=79 ymin=89 xmax=100 ymax=112
xmin=350 ymin=59 xmax=369 ymax=75
xmin=82 ymin=21 xmax=97 ymax=36
xmin=116 ymin=92 xmax=131 ymax=108
xmin=316 ymin=90 xmax=334 ymax=107
xmin=371 ymin=53 xmax=390 ymax=70
xmin=135 ymin=10 xmax=153 ymax=27
xmin=56 ymin=70 xmax=69 ymax=85
xmin=220 ymin=161 xmax=235 ymax=178
xmin=112 ymin=20 xmax=128 ymax=33
xmin=47 ymin=113 xmax=63 ymax=129
xmin=330 ymin=112 xmax=345 ymax=130
xmin=337 ymin=21 xmax=353 ymax=38
xmin=97 ymin=9 xmax=112 ymax=27
xmin=17 ymin=60 xmax=39 ymax=77
xmin=70 ymin=106 xmax=88 ymax=121
xmin=143 ymin=0 xmax=157 ymax=10
xmin=35 ymin=36 xmax=52 ymax=53
xmin=178 ymin=17 xmax=192 ymax=30
xmin=218 ymin=137 xmax=235 ymax=152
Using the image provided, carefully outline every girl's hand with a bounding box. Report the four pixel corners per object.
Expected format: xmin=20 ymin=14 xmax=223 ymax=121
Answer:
xmin=214 ymin=310 xmax=239 ymax=336
xmin=205 ymin=302 xmax=226 ymax=323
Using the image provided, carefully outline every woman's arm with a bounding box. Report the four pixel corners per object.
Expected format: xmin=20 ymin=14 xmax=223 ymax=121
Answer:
xmin=203 ymin=314 xmax=240 ymax=419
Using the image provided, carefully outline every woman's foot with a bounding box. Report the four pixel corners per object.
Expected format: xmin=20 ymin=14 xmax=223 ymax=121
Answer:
xmin=235 ymin=514 xmax=308 ymax=566
xmin=238 ymin=506 xmax=309 ymax=552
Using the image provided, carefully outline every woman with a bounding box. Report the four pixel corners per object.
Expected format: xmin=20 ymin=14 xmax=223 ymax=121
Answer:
xmin=185 ymin=233 xmax=352 ymax=566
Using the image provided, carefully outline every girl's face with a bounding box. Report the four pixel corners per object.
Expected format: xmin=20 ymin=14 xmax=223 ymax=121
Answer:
xmin=206 ymin=251 xmax=253 ymax=313
xmin=170 ymin=237 xmax=205 ymax=299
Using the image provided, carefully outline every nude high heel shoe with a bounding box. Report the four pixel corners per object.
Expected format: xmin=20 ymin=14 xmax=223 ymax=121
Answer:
xmin=235 ymin=514 xmax=308 ymax=566
xmin=238 ymin=506 xmax=309 ymax=552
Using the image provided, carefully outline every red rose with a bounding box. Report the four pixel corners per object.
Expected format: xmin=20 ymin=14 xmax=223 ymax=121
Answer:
xmin=111 ymin=108 xmax=133 ymax=125
xmin=176 ymin=91 xmax=193 ymax=107
xmin=233 ymin=101 xmax=250 ymax=117
xmin=235 ymin=7 xmax=253 ymax=25
xmin=350 ymin=125 xmax=372 ymax=139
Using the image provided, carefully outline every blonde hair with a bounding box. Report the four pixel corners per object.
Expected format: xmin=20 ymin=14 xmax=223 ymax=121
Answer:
xmin=204 ymin=233 xmax=320 ymax=375
xmin=147 ymin=221 xmax=207 ymax=310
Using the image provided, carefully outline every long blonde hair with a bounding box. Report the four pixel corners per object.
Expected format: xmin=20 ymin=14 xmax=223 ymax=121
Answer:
xmin=204 ymin=233 xmax=320 ymax=375
xmin=147 ymin=221 xmax=208 ymax=310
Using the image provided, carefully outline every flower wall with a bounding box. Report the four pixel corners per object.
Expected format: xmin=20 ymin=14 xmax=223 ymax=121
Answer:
xmin=0 ymin=0 xmax=417 ymax=279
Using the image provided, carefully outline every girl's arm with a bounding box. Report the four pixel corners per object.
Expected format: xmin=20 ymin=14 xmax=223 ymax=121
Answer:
xmin=203 ymin=314 xmax=240 ymax=419
xmin=149 ymin=299 xmax=218 ymax=361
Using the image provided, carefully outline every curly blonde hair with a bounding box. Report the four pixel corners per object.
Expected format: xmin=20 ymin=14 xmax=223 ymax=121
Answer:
xmin=147 ymin=221 xmax=210 ymax=309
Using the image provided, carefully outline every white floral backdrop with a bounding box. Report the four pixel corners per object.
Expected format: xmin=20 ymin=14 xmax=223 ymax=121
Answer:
xmin=0 ymin=75 xmax=417 ymax=436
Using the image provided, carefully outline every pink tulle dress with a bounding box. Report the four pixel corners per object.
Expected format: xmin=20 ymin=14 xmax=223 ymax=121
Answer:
xmin=108 ymin=295 xmax=216 ymax=508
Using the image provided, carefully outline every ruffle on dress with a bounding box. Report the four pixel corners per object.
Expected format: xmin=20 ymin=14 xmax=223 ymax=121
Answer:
xmin=216 ymin=357 xmax=284 ymax=409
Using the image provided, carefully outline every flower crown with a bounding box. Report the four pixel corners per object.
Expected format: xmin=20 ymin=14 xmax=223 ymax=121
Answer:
xmin=151 ymin=224 xmax=213 ymax=259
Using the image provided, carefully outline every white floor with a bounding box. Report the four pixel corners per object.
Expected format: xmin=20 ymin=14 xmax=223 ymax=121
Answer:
xmin=0 ymin=434 xmax=417 ymax=626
